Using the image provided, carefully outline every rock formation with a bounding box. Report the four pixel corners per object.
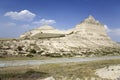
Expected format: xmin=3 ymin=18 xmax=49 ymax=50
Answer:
xmin=20 ymin=25 xmax=70 ymax=39
xmin=0 ymin=15 xmax=120 ymax=57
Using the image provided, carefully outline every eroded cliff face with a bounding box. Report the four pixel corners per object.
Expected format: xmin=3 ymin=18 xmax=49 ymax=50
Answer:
xmin=0 ymin=15 xmax=120 ymax=57
xmin=66 ymin=15 xmax=114 ymax=48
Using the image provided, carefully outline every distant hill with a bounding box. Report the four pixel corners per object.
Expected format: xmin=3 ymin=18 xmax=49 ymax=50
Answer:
xmin=20 ymin=25 xmax=70 ymax=39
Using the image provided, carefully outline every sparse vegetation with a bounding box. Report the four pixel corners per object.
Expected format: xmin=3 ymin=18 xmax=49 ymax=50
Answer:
xmin=0 ymin=59 xmax=120 ymax=80
xmin=45 ymin=53 xmax=63 ymax=57
xmin=37 ymin=50 xmax=44 ymax=55
xmin=0 ymin=56 xmax=52 ymax=61
xmin=26 ymin=54 xmax=34 ymax=57
xmin=17 ymin=46 xmax=23 ymax=51
xmin=29 ymin=49 xmax=36 ymax=54
xmin=0 ymin=70 xmax=50 ymax=80
xmin=0 ymin=37 xmax=120 ymax=59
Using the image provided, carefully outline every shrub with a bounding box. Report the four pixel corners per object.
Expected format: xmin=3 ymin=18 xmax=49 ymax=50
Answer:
xmin=30 ymin=49 xmax=36 ymax=54
xmin=0 ymin=55 xmax=4 ymax=58
xmin=18 ymin=52 xmax=25 ymax=54
xmin=26 ymin=54 xmax=34 ymax=57
xmin=17 ymin=46 xmax=23 ymax=51
xmin=37 ymin=50 xmax=44 ymax=55
xmin=46 ymin=53 xmax=63 ymax=57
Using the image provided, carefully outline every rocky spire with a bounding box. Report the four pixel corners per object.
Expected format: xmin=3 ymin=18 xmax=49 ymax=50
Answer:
xmin=86 ymin=15 xmax=96 ymax=21
xmin=82 ymin=15 xmax=102 ymax=25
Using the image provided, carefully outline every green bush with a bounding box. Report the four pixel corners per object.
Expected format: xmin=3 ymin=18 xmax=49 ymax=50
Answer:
xmin=26 ymin=54 xmax=34 ymax=58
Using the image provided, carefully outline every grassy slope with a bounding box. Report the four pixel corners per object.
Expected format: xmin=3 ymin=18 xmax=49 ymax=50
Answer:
xmin=33 ymin=33 xmax=65 ymax=38
xmin=0 ymin=59 xmax=120 ymax=80
xmin=0 ymin=56 xmax=52 ymax=61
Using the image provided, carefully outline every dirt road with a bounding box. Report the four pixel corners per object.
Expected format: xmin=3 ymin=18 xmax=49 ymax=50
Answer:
xmin=0 ymin=56 xmax=120 ymax=67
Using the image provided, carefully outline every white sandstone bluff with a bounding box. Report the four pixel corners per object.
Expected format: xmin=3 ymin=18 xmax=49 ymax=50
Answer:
xmin=0 ymin=15 xmax=120 ymax=56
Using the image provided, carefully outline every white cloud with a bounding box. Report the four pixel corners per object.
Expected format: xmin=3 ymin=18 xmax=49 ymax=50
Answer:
xmin=104 ymin=25 xmax=120 ymax=41
xmin=104 ymin=25 xmax=120 ymax=36
xmin=104 ymin=25 xmax=111 ymax=32
xmin=33 ymin=18 xmax=56 ymax=25
xmin=110 ymin=29 xmax=120 ymax=36
xmin=21 ymin=24 xmax=30 ymax=28
xmin=108 ymin=29 xmax=120 ymax=41
xmin=4 ymin=10 xmax=36 ymax=21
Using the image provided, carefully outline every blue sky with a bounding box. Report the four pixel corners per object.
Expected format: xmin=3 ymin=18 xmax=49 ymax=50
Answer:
xmin=0 ymin=0 xmax=120 ymax=41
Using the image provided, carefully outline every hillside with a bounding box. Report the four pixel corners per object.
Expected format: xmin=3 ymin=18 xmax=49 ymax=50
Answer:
xmin=0 ymin=15 xmax=120 ymax=57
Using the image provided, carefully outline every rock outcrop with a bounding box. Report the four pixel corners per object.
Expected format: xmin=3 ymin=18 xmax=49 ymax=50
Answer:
xmin=95 ymin=65 xmax=120 ymax=79
xmin=0 ymin=15 xmax=120 ymax=57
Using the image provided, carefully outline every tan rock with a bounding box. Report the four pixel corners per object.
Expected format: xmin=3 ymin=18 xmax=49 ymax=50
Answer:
xmin=1 ymin=15 xmax=120 ymax=56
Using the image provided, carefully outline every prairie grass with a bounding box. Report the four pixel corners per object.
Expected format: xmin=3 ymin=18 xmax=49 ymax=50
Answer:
xmin=0 ymin=59 xmax=120 ymax=80
xmin=0 ymin=56 xmax=52 ymax=61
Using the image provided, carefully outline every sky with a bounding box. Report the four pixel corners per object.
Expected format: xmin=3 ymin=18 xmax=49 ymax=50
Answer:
xmin=0 ymin=0 xmax=120 ymax=41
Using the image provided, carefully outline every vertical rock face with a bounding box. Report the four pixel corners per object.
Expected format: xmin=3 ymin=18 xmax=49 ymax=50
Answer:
xmin=0 ymin=15 xmax=120 ymax=57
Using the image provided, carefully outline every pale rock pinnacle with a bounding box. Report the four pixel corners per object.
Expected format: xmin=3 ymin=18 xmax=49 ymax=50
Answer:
xmin=83 ymin=15 xmax=101 ymax=25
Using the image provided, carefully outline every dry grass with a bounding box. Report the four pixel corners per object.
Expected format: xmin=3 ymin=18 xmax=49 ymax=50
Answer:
xmin=0 ymin=56 xmax=53 ymax=61
xmin=0 ymin=59 xmax=120 ymax=80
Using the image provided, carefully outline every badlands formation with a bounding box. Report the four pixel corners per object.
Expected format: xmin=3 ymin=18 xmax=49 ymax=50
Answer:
xmin=0 ymin=15 xmax=120 ymax=57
